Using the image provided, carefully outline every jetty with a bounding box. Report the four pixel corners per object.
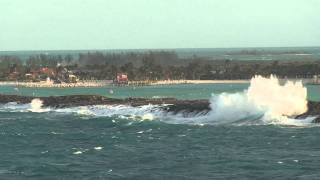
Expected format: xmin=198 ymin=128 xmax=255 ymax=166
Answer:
xmin=0 ymin=94 xmax=319 ymax=123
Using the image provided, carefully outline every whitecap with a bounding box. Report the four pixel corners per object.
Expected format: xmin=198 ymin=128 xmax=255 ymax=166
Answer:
xmin=73 ymin=151 xmax=83 ymax=155
xmin=94 ymin=147 xmax=103 ymax=150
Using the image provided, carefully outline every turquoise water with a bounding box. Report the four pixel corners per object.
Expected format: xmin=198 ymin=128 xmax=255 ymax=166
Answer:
xmin=0 ymin=83 xmax=319 ymax=101
xmin=1 ymin=84 xmax=320 ymax=179
xmin=0 ymin=84 xmax=247 ymax=99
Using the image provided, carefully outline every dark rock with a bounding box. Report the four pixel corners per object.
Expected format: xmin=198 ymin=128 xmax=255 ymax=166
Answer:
xmin=0 ymin=94 xmax=211 ymax=114
xmin=295 ymin=101 xmax=320 ymax=123
xmin=0 ymin=94 xmax=33 ymax=104
xmin=1 ymin=94 xmax=320 ymax=122
xmin=162 ymin=100 xmax=211 ymax=115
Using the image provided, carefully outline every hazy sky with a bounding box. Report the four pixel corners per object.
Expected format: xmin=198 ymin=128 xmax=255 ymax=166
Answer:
xmin=0 ymin=0 xmax=319 ymax=50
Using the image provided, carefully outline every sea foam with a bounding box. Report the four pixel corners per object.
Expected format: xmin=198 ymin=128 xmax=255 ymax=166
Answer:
xmin=201 ymin=75 xmax=311 ymax=125
xmin=0 ymin=75 xmax=314 ymax=126
xmin=152 ymin=75 xmax=313 ymax=126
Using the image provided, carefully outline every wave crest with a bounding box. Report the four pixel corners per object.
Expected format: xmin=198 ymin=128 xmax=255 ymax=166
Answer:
xmin=0 ymin=75 xmax=315 ymax=126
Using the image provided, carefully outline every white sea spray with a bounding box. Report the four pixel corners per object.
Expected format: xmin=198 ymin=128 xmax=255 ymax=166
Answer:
xmin=0 ymin=76 xmax=315 ymax=126
xmin=29 ymin=98 xmax=44 ymax=112
xmin=161 ymin=75 xmax=313 ymax=126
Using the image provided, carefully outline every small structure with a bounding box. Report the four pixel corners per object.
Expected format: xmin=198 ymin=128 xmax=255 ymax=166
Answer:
xmin=45 ymin=77 xmax=54 ymax=85
xmin=25 ymin=73 xmax=34 ymax=82
xmin=313 ymin=75 xmax=320 ymax=84
xmin=40 ymin=67 xmax=55 ymax=77
xmin=115 ymin=73 xmax=128 ymax=85
xmin=68 ymin=74 xmax=78 ymax=83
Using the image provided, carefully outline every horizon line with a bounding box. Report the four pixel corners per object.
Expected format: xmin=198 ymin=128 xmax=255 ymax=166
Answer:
xmin=1 ymin=45 xmax=320 ymax=53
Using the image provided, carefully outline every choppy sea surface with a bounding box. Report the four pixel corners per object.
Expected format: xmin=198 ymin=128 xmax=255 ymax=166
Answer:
xmin=1 ymin=83 xmax=320 ymax=179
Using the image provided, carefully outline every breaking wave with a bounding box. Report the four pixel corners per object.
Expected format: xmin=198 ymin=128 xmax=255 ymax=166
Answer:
xmin=0 ymin=75 xmax=316 ymax=126
xmin=202 ymin=75 xmax=312 ymax=126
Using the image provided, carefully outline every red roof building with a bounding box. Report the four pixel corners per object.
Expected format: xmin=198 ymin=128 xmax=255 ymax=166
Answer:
xmin=116 ymin=73 xmax=128 ymax=83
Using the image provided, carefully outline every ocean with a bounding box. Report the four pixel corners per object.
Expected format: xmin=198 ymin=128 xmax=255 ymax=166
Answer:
xmin=1 ymin=47 xmax=320 ymax=61
xmin=1 ymin=79 xmax=320 ymax=179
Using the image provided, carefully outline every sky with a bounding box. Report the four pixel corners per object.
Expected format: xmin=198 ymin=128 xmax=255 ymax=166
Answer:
xmin=0 ymin=0 xmax=319 ymax=51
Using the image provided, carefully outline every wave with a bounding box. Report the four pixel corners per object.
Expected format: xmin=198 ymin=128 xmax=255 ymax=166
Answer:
xmin=0 ymin=75 xmax=316 ymax=126
xmin=202 ymin=75 xmax=312 ymax=126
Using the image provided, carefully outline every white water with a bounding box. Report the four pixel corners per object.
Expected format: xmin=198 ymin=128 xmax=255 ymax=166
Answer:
xmin=248 ymin=75 xmax=307 ymax=117
xmin=54 ymin=104 xmax=163 ymax=121
xmin=0 ymin=98 xmax=49 ymax=113
xmin=29 ymin=98 xmax=44 ymax=112
xmin=0 ymin=76 xmax=316 ymax=126
xmin=201 ymin=75 xmax=312 ymax=126
xmin=136 ymin=75 xmax=313 ymax=126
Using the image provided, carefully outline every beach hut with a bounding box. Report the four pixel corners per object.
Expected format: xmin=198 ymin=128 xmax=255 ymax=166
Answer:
xmin=68 ymin=74 xmax=78 ymax=83
xmin=116 ymin=73 xmax=128 ymax=85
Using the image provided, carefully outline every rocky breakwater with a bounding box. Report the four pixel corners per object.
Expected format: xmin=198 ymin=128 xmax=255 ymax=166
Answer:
xmin=0 ymin=94 xmax=319 ymax=122
xmin=296 ymin=101 xmax=320 ymax=123
xmin=0 ymin=94 xmax=210 ymax=114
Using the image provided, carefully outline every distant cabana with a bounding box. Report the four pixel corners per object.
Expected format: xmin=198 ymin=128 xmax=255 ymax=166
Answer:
xmin=68 ymin=74 xmax=78 ymax=83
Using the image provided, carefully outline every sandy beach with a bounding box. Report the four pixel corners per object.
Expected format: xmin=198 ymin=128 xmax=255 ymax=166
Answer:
xmin=0 ymin=80 xmax=112 ymax=88
xmin=150 ymin=79 xmax=250 ymax=85
xmin=0 ymin=78 xmax=315 ymax=88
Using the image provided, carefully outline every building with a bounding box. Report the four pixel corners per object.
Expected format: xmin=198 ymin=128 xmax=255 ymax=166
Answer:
xmin=116 ymin=73 xmax=128 ymax=84
xmin=68 ymin=74 xmax=79 ymax=83
xmin=40 ymin=67 xmax=56 ymax=77
xmin=313 ymin=75 xmax=320 ymax=84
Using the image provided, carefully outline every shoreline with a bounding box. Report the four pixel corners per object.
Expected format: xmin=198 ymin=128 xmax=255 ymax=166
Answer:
xmin=150 ymin=78 xmax=314 ymax=85
xmin=0 ymin=78 xmax=316 ymax=88
xmin=149 ymin=80 xmax=250 ymax=85
xmin=0 ymin=80 xmax=112 ymax=88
